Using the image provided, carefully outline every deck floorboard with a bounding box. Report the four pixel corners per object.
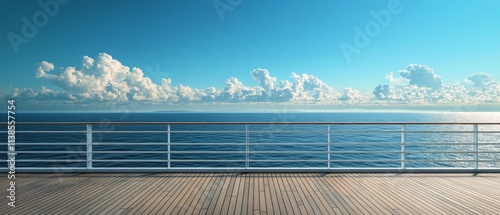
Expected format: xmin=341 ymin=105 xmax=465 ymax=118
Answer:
xmin=2 ymin=173 xmax=500 ymax=214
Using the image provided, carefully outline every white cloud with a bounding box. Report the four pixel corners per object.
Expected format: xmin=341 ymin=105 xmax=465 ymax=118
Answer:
xmin=373 ymin=65 xmax=499 ymax=105
xmin=289 ymin=72 xmax=338 ymax=102
xmin=251 ymin=68 xmax=276 ymax=92
xmin=467 ymin=72 xmax=498 ymax=88
xmin=339 ymin=88 xmax=365 ymax=102
xmin=399 ymin=64 xmax=443 ymax=90
xmin=16 ymin=53 xmax=344 ymax=105
xmin=385 ymin=72 xmax=409 ymax=86
xmin=8 ymin=54 xmax=500 ymax=108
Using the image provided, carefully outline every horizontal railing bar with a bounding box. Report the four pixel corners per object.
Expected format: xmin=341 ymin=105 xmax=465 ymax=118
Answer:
xmin=330 ymin=142 xmax=402 ymax=145
xmin=245 ymin=142 xmax=328 ymax=145
xmin=406 ymin=151 xmax=500 ymax=154
xmin=329 ymin=142 xmax=491 ymax=145
xmin=4 ymin=143 xmax=500 ymax=146
xmin=247 ymin=160 xmax=328 ymax=162
xmin=92 ymin=142 xmax=170 ymax=145
xmin=8 ymin=159 xmax=500 ymax=163
xmin=11 ymin=160 xmax=87 ymax=162
xmin=5 ymin=151 xmax=499 ymax=154
xmin=328 ymin=160 xmax=486 ymax=162
xmin=169 ymin=142 xmax=246 ymax=145
xmin=169 ymin=151 xmax=244 ymax=154
xmin=93 ymin=160 xmax=243 ymax=162
xmin=250 ymin=130 xmax=397 ymax=133
xmin=11 ymin=131 xmax=87 ymax=134
xmin=249 ymin=151 xmax=327 ymax=154
xmin=93 ymin=131 xmax=173 ymax=133
xmin=93 ymin=142 xmax=247 ymax=146
xmin=405 ymin=143 xmax=500 ymax=146
xmin=3 ymin=122 xmax=500 ymax=125
xmin=170 ymin=131 xmax=245 ymax=133
xmin=330 ymin=130 xmax=470 ymax=134
xmin=1 ymin=143 xmax=87 ymax=145
xmin=94 ymin=130 xmax=246 ymax=133
xmin=0 ymin=151 xmax=235 ymax=154
xmin=3 ymin=151 xmax=87 ymax=153
xmin=405 ymin=160 xmax=500 ymax=162
xmin=3 ymin=142 xmax=499 ymax=145
xmin=3 ymin=167 xmax=499 ymax=173
xmin=330 ymin=151 xmax=402 ymax=154
xmin=8 ymin=130 xmax=499 ymax=134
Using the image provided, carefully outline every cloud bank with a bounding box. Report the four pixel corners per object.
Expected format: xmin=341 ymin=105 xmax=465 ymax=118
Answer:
xmin=10 ymin=53 xmax=500 ymax=108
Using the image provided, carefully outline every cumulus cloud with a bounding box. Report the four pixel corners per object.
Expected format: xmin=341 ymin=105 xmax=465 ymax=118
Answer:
xmin=467 ymin=72 xmax=498 ymax=88
xmin=372 ymin=65 xmax=499 ymax=105
xmin=385 ymin=72 xmax=408 ymax=86
xmin=289 ymin=72 xmax=338 ymax=102
xmin=399 ymin=64 xmax=443 ymax=90
xmin=9 ymin=53 xmax=500 ymax=108
xmin=14 ymin=53 xmax=343 ymax=105
xmin=251 ymin=68 xmax=276 ymax=92
xmin=339 ymin=88 xmax=365 ymax=102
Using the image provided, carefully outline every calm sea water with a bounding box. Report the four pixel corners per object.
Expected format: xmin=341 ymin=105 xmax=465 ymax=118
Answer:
xmin=2 ymin=112 xmax=500 ymax=169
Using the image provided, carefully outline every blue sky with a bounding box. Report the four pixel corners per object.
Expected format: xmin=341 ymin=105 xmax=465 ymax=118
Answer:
xmin=1 ymin=0 xmax=499 ymax=111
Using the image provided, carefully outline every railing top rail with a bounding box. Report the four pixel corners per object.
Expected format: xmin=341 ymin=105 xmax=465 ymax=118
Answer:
xmin=2 ymin=122 xmax=500 ymax=125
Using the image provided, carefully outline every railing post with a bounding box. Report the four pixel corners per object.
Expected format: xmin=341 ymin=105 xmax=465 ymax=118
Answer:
xmin=245 ymin=124 xmax=249 ymax=169
xmin=86 ymin=124 xmax=92 ymax=169
xmin=168 ymin=124 xmax=171 ymax=169
xmin=401 ymin=124 xmax=406 ymax=170
xmin=473 ymin=124 xmax=479 ymax=170
xmin=327 ymin=125 xmax=331 ymax=169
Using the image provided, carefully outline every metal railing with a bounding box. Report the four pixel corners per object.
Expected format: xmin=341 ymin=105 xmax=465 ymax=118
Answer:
xmin=2 ymin=122 xmax=500 ymax=172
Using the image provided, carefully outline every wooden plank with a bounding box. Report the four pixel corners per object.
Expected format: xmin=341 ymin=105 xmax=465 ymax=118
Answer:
xmin=212 ymin=173 xmax=233 ymax=215
xmin=402 ymin=174 xmax=476 ymax=214
xmin=299 ymin=173 xmax=336 ymax=214
xmin=183 ymin=173 xmax=212 ymax=215
xmin=233 ymin=173 xmax=247 ymax=215
xmin=269 ymin=173 xmax=287 ymax=214
xmin=131 ymin=173 xmax=186 ymax=214
xmin=15 ymin=173 xmax=96 ymax=214
xmin=334 ymin=173 xmax=385 ymax=213
xmin=356 ymin=174 xmax=420 ymax=214
xmin=352 ymin=174 xmax=418 ymax=214
xmin=191 ymin=173 xmax=218 ymax=215
xmin=311 ymin=173 xmax=354 ymax=214
xmin=76 ymin=174 xmax=151 ymax=215
xmin=323 ymin=174 xmax=367 ymax=214
xmin=252 ymin=173 xmax=260 ymax=215
xmin=258 ymin=173 xmax=266 ymax=214
xmin=200 ymin=173 xmax=225 ymax=214
xmin=240 ymin=173 xmax=250 ymax=215
xmin=289 ymin=173 xmax=318 ymax=214
xmin=225 ymin=173 xmax=241 ymax=215
xmin=263 ymin=173 xmax=276 ymax=215
xmin=283 ymin=173 xmax=307 ymax=214
xmin=64 ymin=174 xmax=142 ymax=214
xmin=275 ymin=173 xmax=295 ymax=214
xmin=1 ymin=173 xmax=500 ymax=215
xmin=293 ymin=173 xmax=324 ymax=215
xmin=104 ymin=174 xmax=167 ymax=214
xmin=170 ymin=173 xmax=208 ymax=214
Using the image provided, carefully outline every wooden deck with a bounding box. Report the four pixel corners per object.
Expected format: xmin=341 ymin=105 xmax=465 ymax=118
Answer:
xmin=2 ymin=173 xmax=500 ymax=214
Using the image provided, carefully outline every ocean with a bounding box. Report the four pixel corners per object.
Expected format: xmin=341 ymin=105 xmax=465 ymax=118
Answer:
xmin=2 ymin=112 xmax=500 ymax=169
